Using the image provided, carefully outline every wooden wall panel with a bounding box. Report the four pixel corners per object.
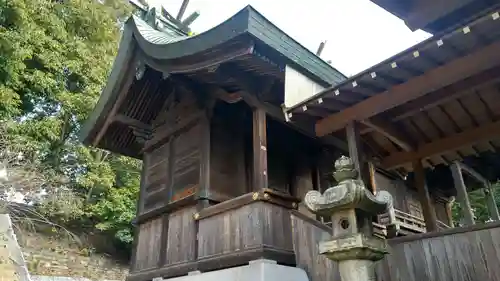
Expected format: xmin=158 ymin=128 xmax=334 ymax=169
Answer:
xmin=142 ymin=143 xmax=170 ymax=214
xmin=210 ymin=118 xmax=247 ymax=199
xmin=165 ymin=206 xmax=197 ymax=265
xmin=133 ymin=217 xmax=164 ymax=271
xmin=197 ymin=202 xmax=294 ymax=260
xmin=171 ymin=123 xmax=201 ymax=200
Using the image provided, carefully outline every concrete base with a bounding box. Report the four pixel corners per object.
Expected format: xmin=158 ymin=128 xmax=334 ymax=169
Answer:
xmin=153 ymin=260 xmax=309 ymax=281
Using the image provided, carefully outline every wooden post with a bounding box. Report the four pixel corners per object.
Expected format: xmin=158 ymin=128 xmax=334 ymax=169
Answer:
xmin=197 ymin=97 xmax=215 ymax=204
xmin=346 ymin=122 xmax=371 ymax=188
xmin=345 ymin=121 xmax=373 ymax=235
xmin=445 ymin=196 xmax=455 ymax=227
xmin=484 ymin=184 xmax=500 ymax=221
xmin=252 ymin=107 xmax=268 ymax=191
xmin=413 ymin=159 xmax=439 ymax=232
xmin=450 ymin=162 xmax=475 ymax=225
xmin=198 ymin=114 xmax=211 ymax=200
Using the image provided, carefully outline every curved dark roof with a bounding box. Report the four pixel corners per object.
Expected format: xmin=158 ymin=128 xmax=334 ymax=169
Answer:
xmin=129 ymin=5 xmax=345 ymax=83
xmin=80 ymin=5 xmax=345 ymax=149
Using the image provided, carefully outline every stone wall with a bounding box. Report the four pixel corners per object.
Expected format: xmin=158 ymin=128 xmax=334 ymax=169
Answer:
xmin=17 ymin=230 xmax=129 ymax=280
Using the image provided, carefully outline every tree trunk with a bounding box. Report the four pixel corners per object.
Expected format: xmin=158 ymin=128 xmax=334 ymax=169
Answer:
xmin=0 ymin=213 xmax=32 ymax=281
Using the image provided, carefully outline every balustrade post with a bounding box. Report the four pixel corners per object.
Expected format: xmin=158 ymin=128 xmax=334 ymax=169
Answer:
xmin=304 ymin=156 xmax=397 ymax=281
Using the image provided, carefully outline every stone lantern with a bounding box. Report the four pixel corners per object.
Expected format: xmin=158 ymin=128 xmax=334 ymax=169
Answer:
xmin=304 ymin=156 xmax=397 ymax=281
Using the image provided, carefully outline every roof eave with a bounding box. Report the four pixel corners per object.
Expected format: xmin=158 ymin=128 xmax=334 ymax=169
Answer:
xmin=79 ymin=21 xmax=137 ymax=146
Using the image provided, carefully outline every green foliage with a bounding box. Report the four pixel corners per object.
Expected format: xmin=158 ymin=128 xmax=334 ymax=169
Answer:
xmin=0 ymin=0 xmax=140 ymax=252
xmin=452 ymin=182 xmax=500 ymax=224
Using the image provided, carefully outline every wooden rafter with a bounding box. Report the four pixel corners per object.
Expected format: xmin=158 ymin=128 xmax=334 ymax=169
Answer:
xmin=381 ymin=120 xmax=500 ymax=169
xmin=315 ymin=41 xmax=500 ymax=137
xmin=93 ymin=61 xmax=137 ymax=146
xmin=382 ymin=66 xmax=500 ymax=122
xmin=361 ymin=117 xmax=415 ymax=151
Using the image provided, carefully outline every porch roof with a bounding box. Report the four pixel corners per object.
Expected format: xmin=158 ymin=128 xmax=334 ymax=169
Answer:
xmin=286 ymin=9 xmax=500 ymax=181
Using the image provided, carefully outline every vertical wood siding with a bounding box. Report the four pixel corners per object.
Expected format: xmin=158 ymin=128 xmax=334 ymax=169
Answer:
xmin=197 ymin=202 xmax=294 ymax=259
xmin=164 ymin=206 xmax=197 ymax=265
xmin=383 ymin=224 xmax=500 ymax=281
xmin=133 ymin=217 xmax=163 ymax=271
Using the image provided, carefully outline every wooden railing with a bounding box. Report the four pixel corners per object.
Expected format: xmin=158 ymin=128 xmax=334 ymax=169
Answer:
xmin=378 ymin=209 xmax=451 ymax=235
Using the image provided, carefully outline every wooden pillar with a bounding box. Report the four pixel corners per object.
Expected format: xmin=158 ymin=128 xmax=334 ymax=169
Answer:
xmin=346 ymin=122 xmax=371 ymax=187
xmin=252 ymin=107 xmax=268 ymax=191
xmin=484 ymin=184 xmax=500 ymax=221
xmin=450 ymin=162 xmax=475 ymax=225
xmin=198 ymin=114 xmax=211 ymax=201
xmin=345 ymin=121 xmax=373 ymax=234
xmin=413 ymin=159 xmax=438 ymax=232
xmin=197 ymin=98 xmax=215 ymax=205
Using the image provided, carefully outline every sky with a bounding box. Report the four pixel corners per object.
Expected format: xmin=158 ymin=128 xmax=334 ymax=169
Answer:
xmin=149 ymin=0 xmax=431 ymax=76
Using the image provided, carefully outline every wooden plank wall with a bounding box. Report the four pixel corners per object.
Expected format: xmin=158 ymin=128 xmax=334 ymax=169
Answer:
xmin=140 ymin=88 xmax=203 ymax=216
xmin=164 ymin=206 xmax=197 ymax=266
xmin=132 ymin=206 xmax=197 ymax=272
xmin=133 ymin=217 xmax=163 ymax=271
xmin=197 ymin=202 xmax=294 ymax=261
xmin=290 ymin=212 xmax=340 ymax=281
xmin=382 ymin=223 xmax=500 ymax=281
xmin=292 ymin=211 xmax=500 ymax=281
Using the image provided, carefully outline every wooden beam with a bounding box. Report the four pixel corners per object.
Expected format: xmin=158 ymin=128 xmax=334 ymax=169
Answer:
xmin=361 ymin=117 xmax=415 ymax=151
xmin=450 ymin=162 xmax=475 ymax=225
xmin=413 ymin=159 xmax=439 ymax=232
xmin=405 ymin=0 xmax=474 ymax=31
xmin=142 ymin=111 xmax=204 ymax=153
xmin=252 ymin=107 xmax=268 ymax=191
xmin=455 ymin=162 xmax=488 ymax=186
xmin=381 ymin=120 xmax=500 ymax=169
xmin=316 ymin=41 xmax=500 ymax=136
xmin=216 ymin=64 xmax=349 ymax=151
xmin=113 ymin=114 xmax=151 ymax=130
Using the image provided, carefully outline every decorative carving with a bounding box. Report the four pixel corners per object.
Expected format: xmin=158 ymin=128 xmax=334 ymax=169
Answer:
xmin=131 ymin=126 xmax=152 ymax=144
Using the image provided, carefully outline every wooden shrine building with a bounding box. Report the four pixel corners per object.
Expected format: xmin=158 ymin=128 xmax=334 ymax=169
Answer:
xmin=82 ymin=2 xmax=500 ymax=281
